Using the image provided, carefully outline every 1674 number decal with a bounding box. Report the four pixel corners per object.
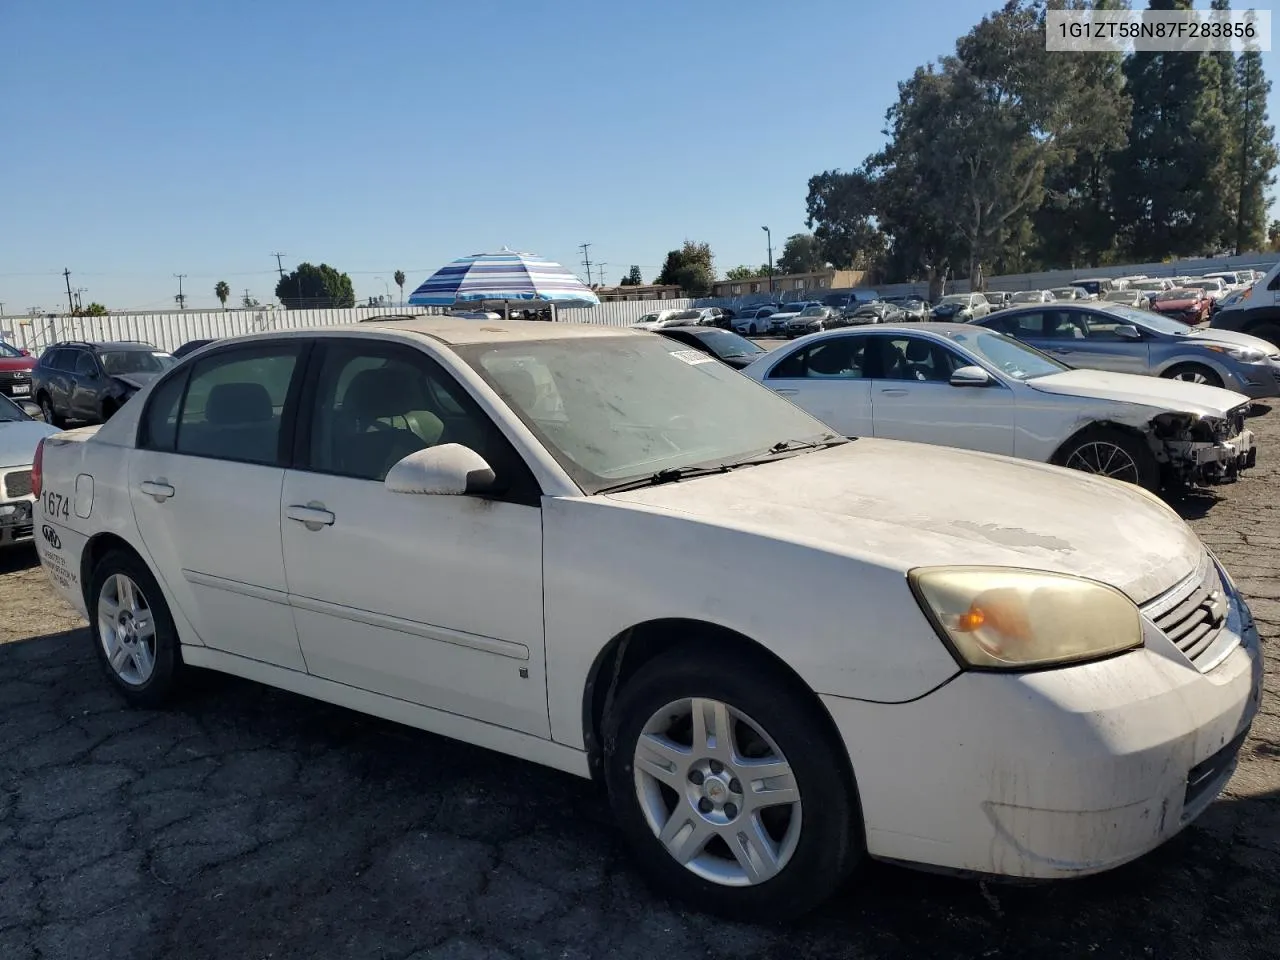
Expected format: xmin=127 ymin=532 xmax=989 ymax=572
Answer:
xmin=42 ymin=490 xmax=70 ymax=520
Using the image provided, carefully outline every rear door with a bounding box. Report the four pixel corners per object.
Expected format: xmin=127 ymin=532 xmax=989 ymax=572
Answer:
xmin=129 ymin=342 xmax=309 ymax=670
xmin=868 ymin=334 xmax=1015 ymax=455
xmin=760 ymin=335 xmax=873 ymax=436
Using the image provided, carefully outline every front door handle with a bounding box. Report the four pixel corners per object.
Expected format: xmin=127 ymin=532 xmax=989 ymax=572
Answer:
xmin=1048 ymin=348 xmax=1073 ymax=355
xmin=774 ymin=388 xmax=799 ymax=395
xmin=879 ymin=388 xmax=908 ymax=397
xmin=287 ymin=502 xmax=335 ymax=531
xmin=138 ymin=480 xmax=175 ymax=502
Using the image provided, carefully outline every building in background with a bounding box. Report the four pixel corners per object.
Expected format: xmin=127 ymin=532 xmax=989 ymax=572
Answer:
xmin=710 ymin=268 xmax=865 ymax=298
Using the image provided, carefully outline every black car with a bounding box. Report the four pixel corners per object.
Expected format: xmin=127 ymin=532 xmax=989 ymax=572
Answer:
xmin=656 ymin=326 xmax=768 ymax=369
xmin=32 ymin=340 xmax=175 ymax=427
xmin=171 ymin=338 xmax=218 ymax=360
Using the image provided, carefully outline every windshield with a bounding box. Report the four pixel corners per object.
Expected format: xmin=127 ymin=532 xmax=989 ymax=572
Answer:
xmin=683 ymin=329 xmax=766 ymax=358
xmin=1152 ymin=289 xmax=1198 ymax=304
xmin=799 ymin=306 xmax=826 ymax=317
xmin=459 ymin=336 xmax=839 ymax=493
xmin=1186 ymin=281 xmax=1221 ymax=291
xmin=0 ymin=393 xmax=29 ymax=421
xmin=0 ymin=342 xmax=24 ymax=359
xmin=671 ymin=310 xmax=702 ymax=321
xmin=1104 ymin=291 xmax=1137 ymax=302
xmin=98 ymin=349 xmax=172 ymax=375
xmin=942 ymin=329 xmax=1068 ymax=380
xmin=1103 ymin=303 xmax=1193 ymax=334
xmin=1010 ymin=291 xmax=1043 ymax=302
xmin=938 ymin=295 xmax=968 ymax=305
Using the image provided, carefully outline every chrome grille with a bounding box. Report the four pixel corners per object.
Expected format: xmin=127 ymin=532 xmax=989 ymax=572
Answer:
xmin=2 ymin=469 xmax=33 ymax=499
xmin=1143 ymin=558 xmax=1229 ymax=667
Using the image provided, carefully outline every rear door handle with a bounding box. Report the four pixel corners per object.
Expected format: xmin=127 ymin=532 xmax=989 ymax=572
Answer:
xmin=138 ymin=480 xmax=175 ymax=502
xmin=287 ymin=503 xmax=335 ymax=530
xmin=879 ymin=388 xmax=908 ymax=397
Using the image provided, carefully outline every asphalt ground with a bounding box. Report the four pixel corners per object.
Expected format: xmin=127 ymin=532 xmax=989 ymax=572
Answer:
xmin=0 ymin=405 xmax=1277 ymax=960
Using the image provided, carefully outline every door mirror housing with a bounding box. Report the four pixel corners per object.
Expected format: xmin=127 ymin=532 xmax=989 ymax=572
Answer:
xmin=1114 ymin=324 xmax=1142 ymax=341
xmin=950 ymin=365 xmax=993 ymax=387
xmin=385 ymin=444 xmax=497 ymax=496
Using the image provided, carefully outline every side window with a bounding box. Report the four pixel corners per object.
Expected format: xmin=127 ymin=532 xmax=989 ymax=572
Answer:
xmin=175 ymin=347 xmax=301 ymax=465
xmin=767 ymin=347 xmax=809 ymax=379
xmin=1043 ymin=311 xmax=1085 ymax=340
xmin=767 ymin=338 xmax=867 ymax=380
xmin=40 ymin=348 xmax=63 ymax=370
xmin=995 ymin=311 xmax=1045 ymax=337
xmin=1078 ymin=312 xmax=1130 ymax=340
xmin=139 ymin=371 xmax=189 ymax=451
xmin=303 ymin=342 xmax=506 ymax=484
xmin=879 ymin=337 xmax=962 ymax=382
xmin=1268 ymin=271 xmax=1280 ymax=291
xmin=74 ymin=352 xmax=98 ymax=376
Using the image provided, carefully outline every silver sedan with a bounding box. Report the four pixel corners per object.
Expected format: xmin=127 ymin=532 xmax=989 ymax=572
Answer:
xmin=973 ymin=302 xmax=1280 ymax=398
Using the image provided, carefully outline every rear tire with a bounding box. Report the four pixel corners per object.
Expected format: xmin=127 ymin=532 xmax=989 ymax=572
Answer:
xmin=1057 ymin=426 xmax=1160 ymax=491
xmin=38 ymin=394 xmax=66 ymax=429
xmin=748 ymin=323 xmax=757 ymax=336
xmin=603 ymin=647 xmax=861 ymax=921
xmin=88 ymin=548 xmax=184 ymax=707
xmin=1163 ymin=363 xmax=1223 ymax=388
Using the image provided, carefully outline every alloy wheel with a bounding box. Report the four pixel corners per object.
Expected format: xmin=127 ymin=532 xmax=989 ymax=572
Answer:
xmin=1172 ymin=369 xmax=1210 ymax=385
xmin=632 ymin=697 xmax=802 ymax=887
xmin=1064 ymin=441 xmax=1141 ymax=484
xmin=97 ymin=573 xmax=157 ymax=686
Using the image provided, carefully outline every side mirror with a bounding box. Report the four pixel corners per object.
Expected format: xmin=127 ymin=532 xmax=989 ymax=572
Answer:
xmin=1114 ymin=324 xmax=1142 ymax=341
xmin=384 ymin=444 xmax=497 ymax=496
xmin=950 ymin=365 xmax=993 ymax=387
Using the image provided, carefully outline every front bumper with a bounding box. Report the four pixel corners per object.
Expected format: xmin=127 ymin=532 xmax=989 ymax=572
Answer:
xmin=0 ymin=377 xmax=32 ymax=399
xmin=1226 ymin=360 xmax=1280 ymax=399
xmin=822 ymin=591 xmax=1262 ymax=878
xmin=0 ymin=498 xmax=35 ymax=546
xmin=1167 ymin=428 xmax=1257 ymax=484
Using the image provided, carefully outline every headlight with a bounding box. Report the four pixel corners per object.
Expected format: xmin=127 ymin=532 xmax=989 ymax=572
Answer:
xmin=1204 ymin=343 xmax=1266 ymax=362
xmin=909 ymin=567 xmax=1143 ymax=670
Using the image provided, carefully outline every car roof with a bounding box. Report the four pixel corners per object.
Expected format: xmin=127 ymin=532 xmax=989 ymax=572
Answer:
xmin=195 ymin=317 xmax=641 ymax=350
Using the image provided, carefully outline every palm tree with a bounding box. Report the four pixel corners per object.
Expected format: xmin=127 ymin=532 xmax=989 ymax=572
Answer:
xmin=393 ymin=270 xmax=406 ymax=306
xmin=214 ymin=280 xmax=231 ymax=310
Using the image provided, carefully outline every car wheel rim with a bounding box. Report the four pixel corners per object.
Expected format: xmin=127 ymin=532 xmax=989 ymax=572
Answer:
xmin=1172 ymin=370 xmax=1209 ymax=385
xmin=632 ymin=697 xmax=802 ymax=887
xmin=97 ymin=573 xmax=157 ymax=686
xmin=1065 ymin=441 xmax=1141 ymax=484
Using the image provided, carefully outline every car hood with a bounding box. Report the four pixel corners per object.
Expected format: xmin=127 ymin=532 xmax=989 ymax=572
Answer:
xmin=1025 ymin=368 xmax=1250 ymax=416
xmin=605 ymin=440 xmax=1202 ymax=604
xmin=1185 ymin=328 xmax=1279 ymax=354
xmin=112 ymin=372 xmax=161 ymax=390
xmin=0 ymin=358 xmax=34 ymax=373
xmin=0 ymin=419 xmax=59 ymax=468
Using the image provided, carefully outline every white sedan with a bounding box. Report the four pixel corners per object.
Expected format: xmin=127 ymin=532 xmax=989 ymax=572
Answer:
xmin=34 ymin=319 xmax=1262 ymax=920
xmin=743 ymin=322 xmax=1257 ymax=490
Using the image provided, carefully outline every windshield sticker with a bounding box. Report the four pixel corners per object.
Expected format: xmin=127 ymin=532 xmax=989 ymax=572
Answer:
xmin=670 ymin=349 xmax=716 ymax=366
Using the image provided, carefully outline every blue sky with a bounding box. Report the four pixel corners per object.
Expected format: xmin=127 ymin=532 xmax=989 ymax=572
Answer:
xmin=2 ymin=0 xmax=1278 ymax=313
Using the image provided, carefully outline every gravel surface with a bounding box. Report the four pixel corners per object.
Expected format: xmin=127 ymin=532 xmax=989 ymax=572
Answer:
xmin=1 ymin=408 xmax=1277 ymax=960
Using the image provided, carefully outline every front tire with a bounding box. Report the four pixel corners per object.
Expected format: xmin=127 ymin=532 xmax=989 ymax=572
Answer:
xmin=748 ymin=323 xmax=757 ymax=336
xmin=88 ymin=549 xmax=184 ymax=707
xmin=38 ymin=394 xmax=66 ymax=428
xmin=1163 ymin=363 xmax=1223 ymax=388
xmin=603 ymin=647 xmax=861 ymax=921
xmin=1057 ymin=426 xmax=1160 ymax=491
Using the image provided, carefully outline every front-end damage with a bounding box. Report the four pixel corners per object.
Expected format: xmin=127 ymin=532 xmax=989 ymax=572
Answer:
xmin=1149 ymin=403 xmax=1257 ymax=485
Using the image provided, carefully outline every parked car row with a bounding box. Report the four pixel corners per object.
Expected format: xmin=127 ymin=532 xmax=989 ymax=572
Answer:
xmin=31 ymin=314 xmax=1264 ymax=922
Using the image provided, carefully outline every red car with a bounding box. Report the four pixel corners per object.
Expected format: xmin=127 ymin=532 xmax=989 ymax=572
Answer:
xmin=0 ymin=341 xmax=35 ymax=402
xmin=1149 ymin=287 xmax=1211 ymax=325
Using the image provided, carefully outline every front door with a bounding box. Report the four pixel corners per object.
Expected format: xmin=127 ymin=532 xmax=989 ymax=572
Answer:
xmin=760 ymin=335 xmax=873 ymax=437
xmin=1052 ymin=309 xmax=1150 ymax=373
xmin=868 ymin=335 xmax=1015 ymax=455
xmin=129 ymin=343 xmax=308 ymax=670
xmin=70 ymin=350 xmax=105 ymax=420
xmin=280 ymin=338 xmax=549 ymax=737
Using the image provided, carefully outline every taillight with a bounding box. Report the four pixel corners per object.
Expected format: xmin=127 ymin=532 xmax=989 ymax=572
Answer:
xmin=32 ymin=439 xmax=44 ymax=500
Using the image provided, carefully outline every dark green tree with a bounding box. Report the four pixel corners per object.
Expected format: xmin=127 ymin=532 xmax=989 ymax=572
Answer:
xmin=72 ymin=302 xmax=108 ymax=317
xmin=1113 ymin=0 xmax=1234 ymax=258
xmin=393 ymin=269 xmax=406 ymax=305
xmin=724 ymin=265 xmax=769 ymax=281
xmin=619 ymin=265 xmax=643 ymax=286
xmin=804 ymin=170 xmax=886 ymax=269
xmin=656 ymin=241 xmax=715 ymax=296
xmin=1231 ymin=48 xmax=1278 ymax=252
xmin=275 ymin=262 xmax=356 ymax=309
xmin=214 ymin=280 xmax=231 ymax=309
xmin=775 ymin=233 xmax=828 ymax=275
xmin=1211 ymin=0 xmax=1243 ymax=243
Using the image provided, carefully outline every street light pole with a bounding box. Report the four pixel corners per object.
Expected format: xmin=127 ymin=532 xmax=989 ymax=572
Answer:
xmin=375 ymin=277 xmax=391 ymax=306
xmin=761 ymin=226 xmax=774 ymax=294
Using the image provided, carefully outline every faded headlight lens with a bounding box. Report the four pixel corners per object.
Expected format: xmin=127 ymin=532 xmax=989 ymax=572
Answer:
xmin=910 ymin=567 xmax=1143 ymax=670
xmin=1205 ymin=343 xmax=1266 ymax=363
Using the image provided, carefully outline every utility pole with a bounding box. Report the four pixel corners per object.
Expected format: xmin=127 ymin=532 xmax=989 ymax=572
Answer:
xmin=74 ymin=288 xmax=87 ymax=312
xmin=63 ymin=268 xmax=74 ymax=315
xmin=595 ymin=262 xmax=609 ymax=289
xmin=761 ymin=226 xmax=774 ymax=294
xmin=174 ymin=273 xmax=188 ymax=310
xmin=272 ymin=253 xmax=288 ymax=280
xmin=578 ymin=243 xmax=593 ymax=287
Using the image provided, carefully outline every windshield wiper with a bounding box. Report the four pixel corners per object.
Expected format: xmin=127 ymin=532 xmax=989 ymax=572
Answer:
xmin=766 ymin=434 xmax=847 ymax=454
xmin=595 ymin=463 xmax=735 ymax=494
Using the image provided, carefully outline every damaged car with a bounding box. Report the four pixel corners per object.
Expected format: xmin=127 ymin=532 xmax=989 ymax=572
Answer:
xmin=743 ymin=322 xmax=1256 ymax=491
xmin=31 ymin=340 xmax=176 ymax=427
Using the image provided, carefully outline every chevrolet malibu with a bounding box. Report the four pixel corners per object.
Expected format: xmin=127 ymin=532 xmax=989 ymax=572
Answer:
xmin=33 ymin=319 xmax=1263 ymax=920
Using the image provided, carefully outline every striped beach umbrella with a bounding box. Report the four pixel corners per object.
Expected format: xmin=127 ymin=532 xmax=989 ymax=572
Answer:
xmin=407 ymin=249 xmax=600 ymax=306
